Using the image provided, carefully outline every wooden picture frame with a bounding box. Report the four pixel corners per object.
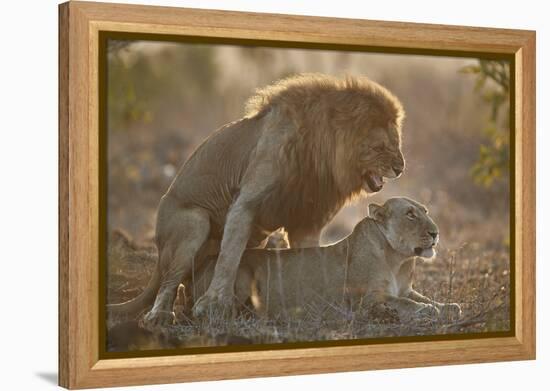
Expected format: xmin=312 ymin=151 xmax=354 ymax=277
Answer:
xmin=59 ymin=1 xmax=536 ymax=388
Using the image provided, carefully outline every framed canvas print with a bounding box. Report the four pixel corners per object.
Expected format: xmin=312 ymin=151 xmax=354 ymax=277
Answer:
xmin=58 ymin=1 xmax=536 ymax=389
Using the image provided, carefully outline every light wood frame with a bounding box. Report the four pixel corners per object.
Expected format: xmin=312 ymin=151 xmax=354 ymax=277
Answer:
xmin=59 ymin=1 xmax=536 ymax=389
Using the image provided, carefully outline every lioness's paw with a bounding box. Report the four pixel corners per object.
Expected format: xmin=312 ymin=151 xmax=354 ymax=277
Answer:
xmin=415 ymin=303 xmax=440 ymax=318
xmin=439 ymin=303 xmax=462 ymax=321
xmin=192 ymin=292 xmax=235 ymax=320
xmin=142 ymin=309 xmax=175 ymax=329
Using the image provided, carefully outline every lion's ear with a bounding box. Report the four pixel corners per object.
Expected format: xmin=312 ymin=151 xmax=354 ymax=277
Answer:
xmin=368 ymin=203 xmax=386 ymax=222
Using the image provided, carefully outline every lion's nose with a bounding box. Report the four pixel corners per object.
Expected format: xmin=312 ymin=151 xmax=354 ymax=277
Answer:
xmin=393 ymin=166 xmax=403 ymax=177
xmin=428 ymin=231 xmax=438 ymax=240
xmin=393 ymin=154 xmax=405 ymax=177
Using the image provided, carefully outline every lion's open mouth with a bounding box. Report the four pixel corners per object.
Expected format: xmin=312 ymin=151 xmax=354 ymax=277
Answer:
xmin=363 ymin=171 xmax=385 ymax=193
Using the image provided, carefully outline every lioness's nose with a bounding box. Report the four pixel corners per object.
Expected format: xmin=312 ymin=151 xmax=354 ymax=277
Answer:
xmin=428 ymin=231 xmax=438 ymax=240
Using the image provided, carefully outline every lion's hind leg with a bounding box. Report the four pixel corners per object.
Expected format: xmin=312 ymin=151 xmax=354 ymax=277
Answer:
xmin=143 ymin=207 xmax=211 ymax=328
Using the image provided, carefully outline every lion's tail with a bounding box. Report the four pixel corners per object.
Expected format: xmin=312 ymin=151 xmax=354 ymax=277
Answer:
xmin=107 ymin=265 xmax=160 ymax=319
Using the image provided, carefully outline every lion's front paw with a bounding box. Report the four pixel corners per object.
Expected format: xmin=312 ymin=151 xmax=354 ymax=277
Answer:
xmin=415 ymin=303 xmax=440 ymax=318
xmin=438 ymin=303 xmax=462 ymax=321
xmin=142 ymin=309 xmax=176 ymax=329
xmin=192 ymin=290 xmax=235 ymax=320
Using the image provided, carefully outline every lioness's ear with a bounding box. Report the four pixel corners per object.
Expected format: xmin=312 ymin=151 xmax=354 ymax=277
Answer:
xmin=368 ymin=203 xmax=386 ymax=222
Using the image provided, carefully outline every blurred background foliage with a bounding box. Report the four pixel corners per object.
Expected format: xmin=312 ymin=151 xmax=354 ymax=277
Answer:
xmin=106 ymin=40 xmax=510 ymax=251
xmin=461 ymin=60 xmax=510 ymax=187
xmin=108 ymin=41 xmax=219 ymax=131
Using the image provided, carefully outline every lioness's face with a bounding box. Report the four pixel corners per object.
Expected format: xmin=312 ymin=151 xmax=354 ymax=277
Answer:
xmin=359 ymin=126 xmax=405 ymax=193
xmin=370 ymin=197 xmax=439 ymax=259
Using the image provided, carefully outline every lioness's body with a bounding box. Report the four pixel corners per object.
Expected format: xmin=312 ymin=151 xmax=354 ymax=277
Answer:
xmin=186 ymin=198 xmax=461 ymax=319
xmin=191 ymin=243 xmax=349 ymax=316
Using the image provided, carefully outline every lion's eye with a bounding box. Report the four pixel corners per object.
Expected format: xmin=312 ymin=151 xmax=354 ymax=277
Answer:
xmin=406 ymin=210 xmax=416 ymax=219
xmin=373 ymin=145 xmax=385 ymax=153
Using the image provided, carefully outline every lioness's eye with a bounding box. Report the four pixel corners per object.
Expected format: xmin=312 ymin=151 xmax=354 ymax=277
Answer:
xmin=406 ymin=210 xmax=416 ymax=219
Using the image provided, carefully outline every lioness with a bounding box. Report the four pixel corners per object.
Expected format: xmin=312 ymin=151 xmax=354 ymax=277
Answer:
xmin=108 ymin=74 xmax=406 ymax=325
xmin=185 ymin=197 xmax=461 ymax=320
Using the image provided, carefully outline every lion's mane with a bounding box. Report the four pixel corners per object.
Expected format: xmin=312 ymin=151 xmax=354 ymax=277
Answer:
xmin=249 ymin=74 xmax=405 ymax=235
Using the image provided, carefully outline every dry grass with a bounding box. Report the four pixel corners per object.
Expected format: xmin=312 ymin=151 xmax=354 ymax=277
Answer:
xmin=106 ymin=230 xmax=510 ymax=352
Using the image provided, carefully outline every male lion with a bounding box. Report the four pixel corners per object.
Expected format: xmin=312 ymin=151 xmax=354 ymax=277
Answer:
xmin=108 ymin=73 xmax=406 ymax=326
xmin=186 ymin=197 xmax=462 ymax=320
